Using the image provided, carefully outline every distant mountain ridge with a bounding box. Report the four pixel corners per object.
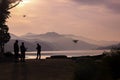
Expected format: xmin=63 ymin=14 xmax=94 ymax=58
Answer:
xmin=98 ymin=43 xmax=120 ymax=50
xmin=22 ymin=32 xmax=119 ymax=46
xmin=5 ymin=32 xmax=119 ymax=52
xmin=64 ymin=34 xmax=119 ymax=46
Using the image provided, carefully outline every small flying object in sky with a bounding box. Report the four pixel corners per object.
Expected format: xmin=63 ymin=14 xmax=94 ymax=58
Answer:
xmin=73 ymin=40 xmax=79 ymax=43
xmin=23 ymin=15 xmax=26 ymax=17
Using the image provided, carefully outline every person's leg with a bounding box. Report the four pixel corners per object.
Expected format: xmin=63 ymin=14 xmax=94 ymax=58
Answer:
xmin=14 ymin=52 xmax=17 ymax=62
xmin=38 ymin=54 xmax=40 ymax=59
xmin=39 ymin=53 xmax=41 ymax=59
xmin=36 ymin=53 xmax=38 ymax=59
xmin=15 ymin=52 xmax=19 ymax=62
xmin=20 ymin=54 xmax=22 ymax=62
xmin=17 ymin=52 xmax=19 ymax=61
xmin=23 ymin=53 xmax=25 ymax=62
xmin=21 ymin=54 xmax=22 ymax=62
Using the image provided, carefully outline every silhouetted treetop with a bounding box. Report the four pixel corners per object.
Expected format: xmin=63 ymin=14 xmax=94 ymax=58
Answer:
xmin=0 ymin=0 xmax=21 ymax=53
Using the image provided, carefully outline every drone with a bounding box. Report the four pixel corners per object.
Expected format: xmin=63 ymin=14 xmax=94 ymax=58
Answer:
xmin=73 ymin=40 xmax=79 ymax=43
xmin=23 ymin=15 xmax=26 ymax=17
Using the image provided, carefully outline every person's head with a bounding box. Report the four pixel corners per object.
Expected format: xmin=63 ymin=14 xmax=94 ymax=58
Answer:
xmin=22 ymin=42 xmax=24 ymax=45
xmin=37 ymin=43 xmax=39 ymax=46
xmin=15 ymin=40 xmax=18 ymax=43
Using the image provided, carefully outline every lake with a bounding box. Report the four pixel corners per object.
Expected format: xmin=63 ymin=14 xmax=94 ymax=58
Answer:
xmin=26 ymin=50 xmax=109 ymax=59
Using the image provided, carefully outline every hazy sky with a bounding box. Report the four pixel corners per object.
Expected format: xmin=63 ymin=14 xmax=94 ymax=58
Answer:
xmin=7 ymin=0 xmax=120 ymax=41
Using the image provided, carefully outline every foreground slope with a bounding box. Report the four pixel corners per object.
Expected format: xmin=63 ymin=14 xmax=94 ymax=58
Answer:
xmin=0 ymin=59 xmax=75 ymax=80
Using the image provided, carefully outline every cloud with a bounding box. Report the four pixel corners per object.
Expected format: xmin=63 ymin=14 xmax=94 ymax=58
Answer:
xmin=73 ymin=0 xmax=120 ymax=13
xmin=8 ymin=0 xmax=120 ymax=41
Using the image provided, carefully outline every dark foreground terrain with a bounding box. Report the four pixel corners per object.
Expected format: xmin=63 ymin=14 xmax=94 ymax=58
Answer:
xmin=0 ymin=49 xmax=120 ymax=80
xmin=0 ymin=59 xmax=75 ymax=80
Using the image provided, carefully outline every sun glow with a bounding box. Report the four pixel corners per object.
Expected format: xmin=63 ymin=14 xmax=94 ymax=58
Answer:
xmin=22 ymin=0 xmax=31 ymax=3
xmin=18 ymin=0 xmax=31 ymax=7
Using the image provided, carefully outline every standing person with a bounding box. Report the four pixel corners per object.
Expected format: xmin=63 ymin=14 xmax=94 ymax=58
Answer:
xmin=20 ymin=42 xmax=27 ymax=62
xmin=14 ymin=40 xmax=19 ymax=62
xmin=36 ymin=43 xmax=41 ymax=59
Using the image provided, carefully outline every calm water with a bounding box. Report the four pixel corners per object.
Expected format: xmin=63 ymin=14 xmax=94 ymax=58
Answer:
xmin=26 ymin=50 xmax=109 ymax=59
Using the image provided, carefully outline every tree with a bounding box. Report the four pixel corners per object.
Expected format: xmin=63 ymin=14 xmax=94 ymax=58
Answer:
xmin=0 ymin=0 xmax=21 ymax=54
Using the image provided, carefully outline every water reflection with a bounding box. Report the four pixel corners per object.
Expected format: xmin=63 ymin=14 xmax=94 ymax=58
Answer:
xmin=26 ymin=50 xmax=110 ymax=59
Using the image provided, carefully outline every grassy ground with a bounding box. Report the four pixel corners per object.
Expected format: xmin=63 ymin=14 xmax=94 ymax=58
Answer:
xmin=0 ymin=59 xmax=76 ymax=80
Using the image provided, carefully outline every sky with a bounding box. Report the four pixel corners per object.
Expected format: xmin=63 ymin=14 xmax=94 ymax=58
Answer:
xmin=7 ymin=0 xmax=120 ymax=41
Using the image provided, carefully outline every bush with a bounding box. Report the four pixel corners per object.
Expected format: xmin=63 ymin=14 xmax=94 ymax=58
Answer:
xmin=103 ymin=50 xmax=120 ymax=80
xmin=3 ymin=52 xmax=14 ymax=57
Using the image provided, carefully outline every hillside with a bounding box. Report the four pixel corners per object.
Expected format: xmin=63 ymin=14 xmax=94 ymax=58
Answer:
xmin=5 ymin=39 xmax=54 ymax=52
xmin=4 ymin=32 xmax=100 ymax=51
xmin=98 ymin=43 xmax=120 ymax=50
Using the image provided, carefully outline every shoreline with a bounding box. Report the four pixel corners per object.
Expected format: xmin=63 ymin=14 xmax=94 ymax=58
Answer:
xmin=25 ymin=49 xmax=107 ymax=59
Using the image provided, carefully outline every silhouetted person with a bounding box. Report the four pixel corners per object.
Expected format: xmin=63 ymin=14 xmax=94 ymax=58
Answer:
xmin=14 ymin=40 xmax=19 ymax=62
xmin=36 ymin=43 xmax=41 ymax=59
xmin=20 ymin=42 xmax=27 ymax=62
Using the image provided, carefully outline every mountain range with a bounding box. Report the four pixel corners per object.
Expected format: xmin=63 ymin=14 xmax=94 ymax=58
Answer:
xmin=4 ymin=32 xmax=119 ymax=52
